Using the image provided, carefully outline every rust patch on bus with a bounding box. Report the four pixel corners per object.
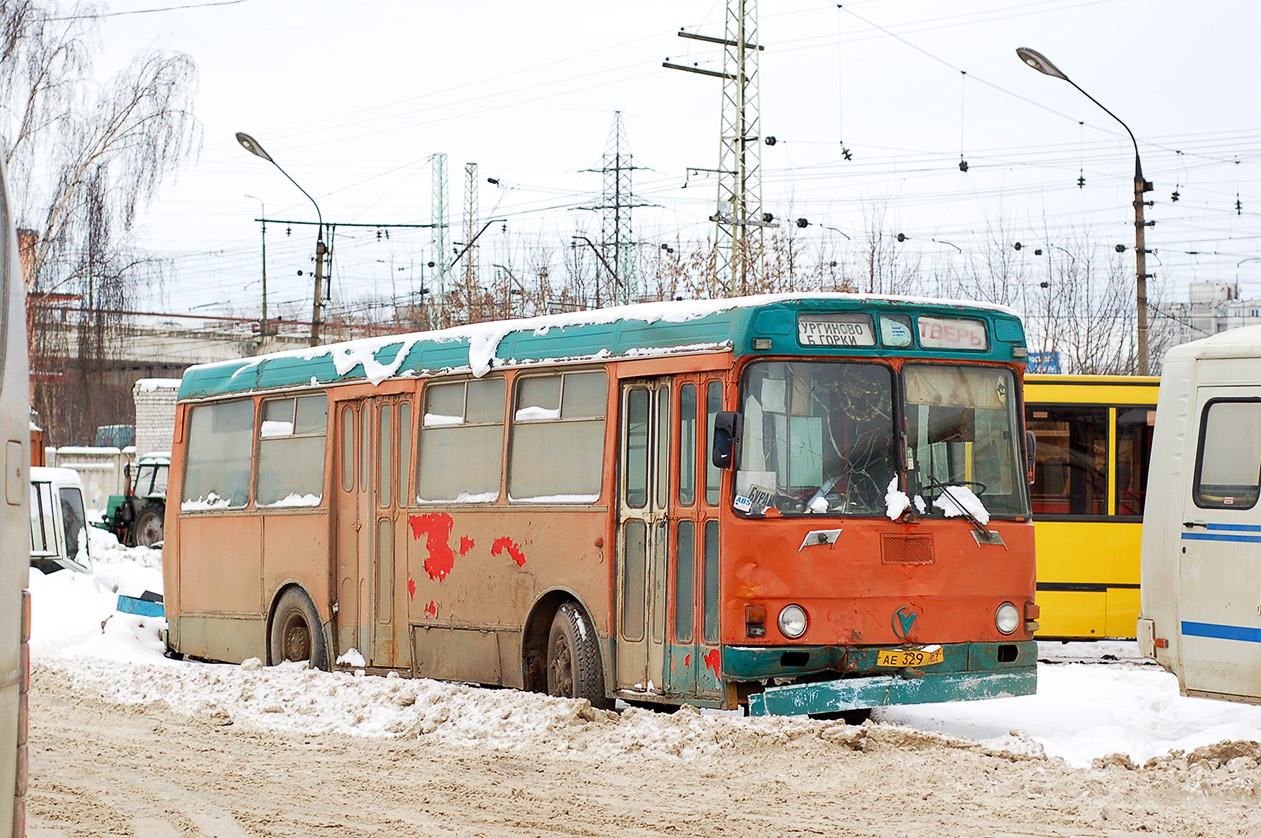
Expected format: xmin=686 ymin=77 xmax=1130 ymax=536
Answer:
xmin=408 ymin=513 xmax=456 ymax=581
xmin=491 ymin=536 xmax=526 ymax=567
xmin=459 ymin=535 xmax=476 ymax=556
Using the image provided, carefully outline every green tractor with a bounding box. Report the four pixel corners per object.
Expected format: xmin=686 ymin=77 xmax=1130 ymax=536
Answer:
xmin=100 ymin=453 xmax=169 ymax=547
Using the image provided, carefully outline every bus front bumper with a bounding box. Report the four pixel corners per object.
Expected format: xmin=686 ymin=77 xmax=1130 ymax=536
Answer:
xmin=746 ymin=665 xmax=1037 ymax=716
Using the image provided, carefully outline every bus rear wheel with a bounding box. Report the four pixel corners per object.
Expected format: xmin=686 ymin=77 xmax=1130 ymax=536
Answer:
xmin=547 ymin=603 xmax=610 ymax=709
xmin=269 ymin=588 xmax=329 ymax=670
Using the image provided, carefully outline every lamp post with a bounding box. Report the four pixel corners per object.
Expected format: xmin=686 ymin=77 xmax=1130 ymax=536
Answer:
xmin=244 ymin=193 xmax=268 ymax=341
xmin=236 ymin=132 xmax=327 ymax=347
xmin=1016 ymin=47 xmax=1153 ymax=375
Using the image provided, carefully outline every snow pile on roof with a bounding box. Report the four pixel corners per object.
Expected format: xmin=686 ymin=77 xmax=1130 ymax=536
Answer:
xmin=188 ymin=291 xmax=1022 ymax=390
xmin=28 ymin=536 xmax=1261 ymax=773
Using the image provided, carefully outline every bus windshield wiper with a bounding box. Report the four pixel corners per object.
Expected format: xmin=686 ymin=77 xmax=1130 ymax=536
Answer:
xmin=921 ymin=478 xmax=995 ymax=541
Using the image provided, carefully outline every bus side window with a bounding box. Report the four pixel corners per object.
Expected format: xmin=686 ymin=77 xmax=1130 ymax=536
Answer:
xmin=417 ymin=378 xmax=505 ymax=502
xmin=1115 ymin=407 xmax=1153 ymax=515
xmin=258 ymin=395 xmax=328 ymax=507
xmin=182 ymin=398 xmax=255 ymax=509
xmin=1194 ymin=400 xmax=1261 ymax=509
xmin=1026 ymin=405 xmax=1106 ymax=517
xmin=510 ymin=371 xmax=607 ymax=502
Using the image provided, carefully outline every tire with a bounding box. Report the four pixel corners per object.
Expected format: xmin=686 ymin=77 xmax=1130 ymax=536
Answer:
xmin=546 ymin=602 xmax=611 ymax=709
xmin=133 ymin=503 xmax=164 ymax=548
xmin=269 ymin=588 xmax=329 ymax=670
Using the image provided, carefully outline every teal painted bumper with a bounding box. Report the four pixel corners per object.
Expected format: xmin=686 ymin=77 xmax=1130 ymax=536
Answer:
xmin=746 ymin=666 xmax=1037 ymax=716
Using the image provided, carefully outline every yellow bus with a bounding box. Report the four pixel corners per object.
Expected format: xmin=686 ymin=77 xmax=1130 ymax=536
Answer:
xmin=164 ymin=294 xmax=1040 ymax=717
xmin=1 ymin=154 xmax=29 ymax=837
xmin=1025 ymin=374 xmax=1159 ymax=639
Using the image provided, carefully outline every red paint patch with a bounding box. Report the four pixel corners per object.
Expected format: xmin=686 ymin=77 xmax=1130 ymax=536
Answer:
xmin=409 ymin=513 xmax=456 ymax=581
xmin=459 ymin=535 xmax=476 ymax=556
xmin=424 ymin=600 xmax=438 ymax=619
xmin=685 ymin=654 xmax=691 ymax=667
xmin=491 ymin=536 xmax=526 ymax=567
xmin=704 ymin=648 xmax=720 ymax=677
xmin=407 ymin=575 xmax=416 ymax=601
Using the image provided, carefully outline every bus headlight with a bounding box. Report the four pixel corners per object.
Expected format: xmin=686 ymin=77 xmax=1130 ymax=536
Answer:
xmin=778 ymin=605 xmax=808 ymax=639
xmin=995 ymin=602 xmax=1021 ymax=635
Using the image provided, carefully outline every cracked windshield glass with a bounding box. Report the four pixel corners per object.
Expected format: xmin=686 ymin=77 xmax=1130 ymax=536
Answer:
xmin=735 ymin=361 xmax=896 ymax=516
xmin=734 ymin=361 xmax=1027 ymax=519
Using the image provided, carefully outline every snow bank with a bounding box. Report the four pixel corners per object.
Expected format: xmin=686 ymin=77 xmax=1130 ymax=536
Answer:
xmin=27 ymin=533 xmax=1261 ymax=771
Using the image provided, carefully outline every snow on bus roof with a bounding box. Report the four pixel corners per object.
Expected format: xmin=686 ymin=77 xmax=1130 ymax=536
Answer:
xmin=177 ymin=293 xmax=1023 ymax=399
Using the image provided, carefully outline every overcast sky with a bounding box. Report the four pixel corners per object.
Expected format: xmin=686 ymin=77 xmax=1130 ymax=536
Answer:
xmin=87 ymin=0 xmax=1261 ymax=323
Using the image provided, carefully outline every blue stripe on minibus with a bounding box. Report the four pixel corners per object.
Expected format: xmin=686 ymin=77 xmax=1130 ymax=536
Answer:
xmin=1182 ymin=621 xmax=1261 ymax=643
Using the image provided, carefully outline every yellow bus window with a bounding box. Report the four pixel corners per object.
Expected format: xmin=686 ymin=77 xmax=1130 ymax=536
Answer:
xmin=1028 ymin=406 xmax=1107 ymax=517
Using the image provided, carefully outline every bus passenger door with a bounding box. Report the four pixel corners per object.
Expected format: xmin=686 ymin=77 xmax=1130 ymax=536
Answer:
xmin=665 ymin=378 xmax=726 ymax=700
xmin=333 ymin=402 xmax=365 ymax=659
xmin=666 ymin=376 xmax=725 ymax=700
xmin=338 ymin=396 xmax=413 ymax=670
xmin=368 ymin=396 xmax=413 ymax=670
xmin=1177 ymin=388 xmax=1261 ymax=699
xmin=616 ymin=379 xmax=670 ymax=695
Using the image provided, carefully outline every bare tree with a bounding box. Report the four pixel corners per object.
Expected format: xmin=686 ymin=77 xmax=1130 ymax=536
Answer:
xmin=2 ymin=1 xmax=200 ymax=443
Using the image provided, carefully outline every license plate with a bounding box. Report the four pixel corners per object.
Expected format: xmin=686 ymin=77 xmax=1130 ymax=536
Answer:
xmin=877 ymin=646 xmax=944 ymax=668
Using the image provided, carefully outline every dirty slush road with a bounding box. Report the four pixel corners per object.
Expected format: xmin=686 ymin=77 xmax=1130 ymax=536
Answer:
xmin=24 ymin=666 xmax=1261 ymax=838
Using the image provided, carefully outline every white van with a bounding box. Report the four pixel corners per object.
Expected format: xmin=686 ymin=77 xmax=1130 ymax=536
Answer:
xmin=1138 ymin=324 xmax=1261 ymax=703
xmin=29 ymin=466 xmax=93 ymax=574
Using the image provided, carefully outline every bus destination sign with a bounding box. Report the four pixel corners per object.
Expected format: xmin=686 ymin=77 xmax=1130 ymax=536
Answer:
xmin=797 ymin=314 xmax=876 ymax=347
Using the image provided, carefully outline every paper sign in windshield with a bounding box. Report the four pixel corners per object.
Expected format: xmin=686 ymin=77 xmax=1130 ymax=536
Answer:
xmin=797 ymin=314 xmax=876 ymax=347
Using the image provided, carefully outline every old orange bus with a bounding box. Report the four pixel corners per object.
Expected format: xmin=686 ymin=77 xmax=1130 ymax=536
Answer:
xmin=163 ymin=294 xmax=1039 ymax=716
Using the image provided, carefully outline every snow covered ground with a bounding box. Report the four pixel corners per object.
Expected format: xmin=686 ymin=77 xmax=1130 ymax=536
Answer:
xmin=29 ymin=529 xmax=1261 ymax=769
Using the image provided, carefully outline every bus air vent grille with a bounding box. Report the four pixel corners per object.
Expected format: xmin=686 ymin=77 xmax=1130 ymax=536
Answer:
xmin=880 ymin=533 xmax=935 ymax=565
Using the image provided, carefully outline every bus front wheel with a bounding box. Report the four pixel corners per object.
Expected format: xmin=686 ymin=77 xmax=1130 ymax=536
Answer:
xmin=269 ymin=588 xmax=329 ymax=670
xmin=547 ymin=603 xmax=610 ymax=709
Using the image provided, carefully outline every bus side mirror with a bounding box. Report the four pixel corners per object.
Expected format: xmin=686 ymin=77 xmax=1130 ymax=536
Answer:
xmin=712 ymin=411 xmax=742 ymax=470
xmin=1025 ymin=430 xmax=1037 ymax=485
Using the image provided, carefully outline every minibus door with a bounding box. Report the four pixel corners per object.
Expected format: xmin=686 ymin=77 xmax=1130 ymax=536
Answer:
xmin=1178 ymin=390 xmax=1261 ymax=699
xmin=616 ymin=379 xmax=670 ymax=695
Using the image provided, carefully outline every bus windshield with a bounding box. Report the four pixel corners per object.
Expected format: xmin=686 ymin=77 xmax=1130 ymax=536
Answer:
xmin=903 ymin=364 xmax=1027 ymax=519
xmin=735 ymin=360 xmax=1027 ymax=519
xmin=736 ymin=360 xmax=897 ymax=516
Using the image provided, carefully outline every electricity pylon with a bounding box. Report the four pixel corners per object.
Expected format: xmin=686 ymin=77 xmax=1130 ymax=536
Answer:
xmin=665 ymin=0 xmax=771 ymax=296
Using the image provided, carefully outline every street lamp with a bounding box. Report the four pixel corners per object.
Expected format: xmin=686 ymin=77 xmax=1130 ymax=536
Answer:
xmin=236 ymin=132 xmax=327 ymax=347
xmin=1016 ymin=47 xmax=1154 ymax=375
